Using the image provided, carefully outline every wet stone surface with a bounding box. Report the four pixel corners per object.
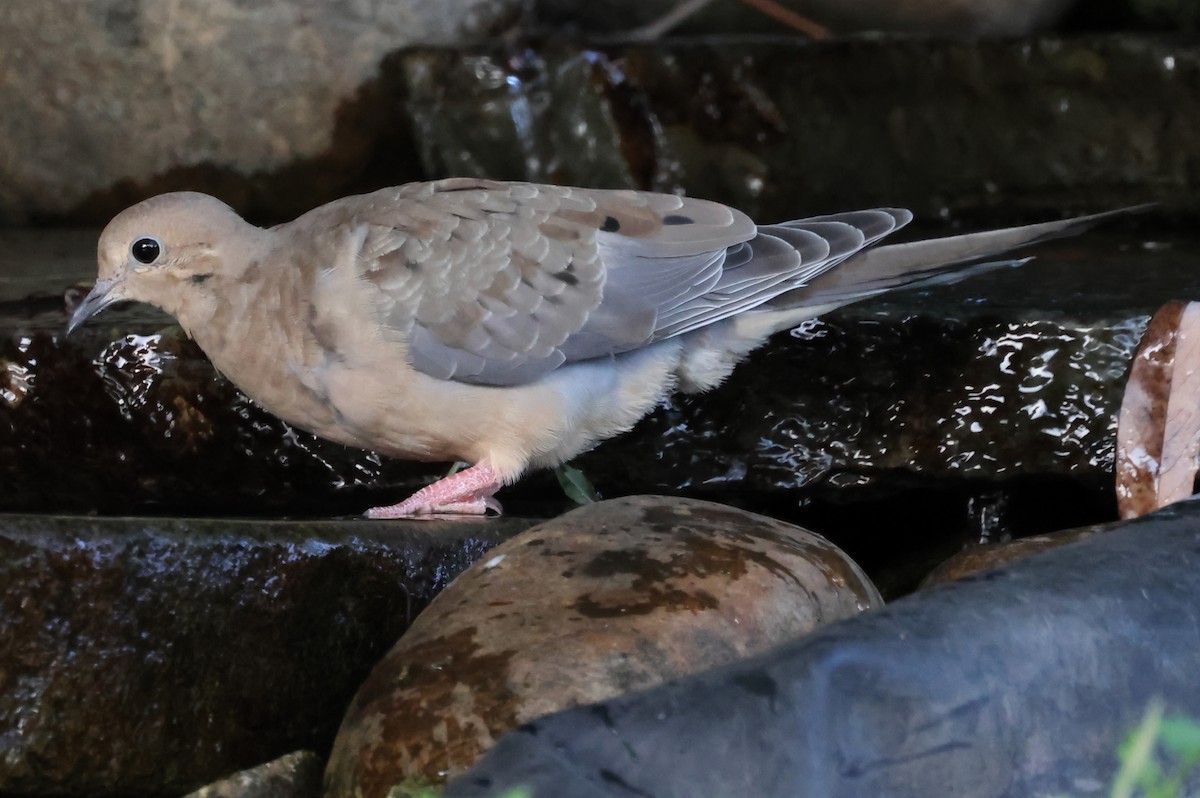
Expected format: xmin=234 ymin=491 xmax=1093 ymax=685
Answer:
xmin=4 ymin=36 xmax=1199 ymax=226
xmin=0 ymin=513 xmax=536 ymax=796
xmin=0 ymin=226 xmax=491 ymax=517
xmin=396 ymin=38 xmax=1200 ymax=227
xmin=0 ymin=223 xmax=1186 ymax=593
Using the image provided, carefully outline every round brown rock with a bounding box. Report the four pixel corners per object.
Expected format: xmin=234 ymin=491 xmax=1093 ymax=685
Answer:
xmin=324 ymin=495 xmax=881 ymax=796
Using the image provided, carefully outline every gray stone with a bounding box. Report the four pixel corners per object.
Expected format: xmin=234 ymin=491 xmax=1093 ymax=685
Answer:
xmin=0 ymin=0 xmax=519 ymax=225
xmin=1 ymin=36 xmax=1197 ymax=226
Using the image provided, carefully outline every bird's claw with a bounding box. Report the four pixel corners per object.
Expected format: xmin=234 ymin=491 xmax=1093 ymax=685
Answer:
xmin=365 ymin=495 xmax=503 ymax=519
xmin=365 ymin=461 xmax=504 ymax=519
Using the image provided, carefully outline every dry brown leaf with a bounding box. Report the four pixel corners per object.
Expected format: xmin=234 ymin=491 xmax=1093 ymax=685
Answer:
xmin=1115 ymin=299 xmax=1200 ymax=518
xmin=1158 ymin=302 xmax=1200 ymax=506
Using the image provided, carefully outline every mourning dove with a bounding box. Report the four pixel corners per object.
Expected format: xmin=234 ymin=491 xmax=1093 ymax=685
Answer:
xmin=68 ymin=178 xmax=1134 ymax=517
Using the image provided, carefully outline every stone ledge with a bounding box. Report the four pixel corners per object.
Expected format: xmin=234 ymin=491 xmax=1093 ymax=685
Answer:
xmin=2 ymin=35 xmax=1195 ymax=226
xmin=0 ymin=513 xmax=536 ymax=795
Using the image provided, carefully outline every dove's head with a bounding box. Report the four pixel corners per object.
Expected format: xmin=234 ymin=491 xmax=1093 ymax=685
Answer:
xmin=68 ymin=192 xmax=265 ymax=334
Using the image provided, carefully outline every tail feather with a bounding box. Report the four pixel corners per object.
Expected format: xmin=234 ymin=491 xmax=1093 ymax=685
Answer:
xmin=769 ymin=204 xmax=1151 ymax=312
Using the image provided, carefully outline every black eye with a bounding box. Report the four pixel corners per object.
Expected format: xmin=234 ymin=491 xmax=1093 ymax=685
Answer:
xmin=131 ymin=237 xmax=162 ymax=264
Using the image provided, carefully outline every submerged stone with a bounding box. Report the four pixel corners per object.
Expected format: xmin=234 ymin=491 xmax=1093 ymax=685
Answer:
xmin=920 ymin=521 xmax=1107 ymax=586
xmin=324 ymin=496 xmax=880 ymax=795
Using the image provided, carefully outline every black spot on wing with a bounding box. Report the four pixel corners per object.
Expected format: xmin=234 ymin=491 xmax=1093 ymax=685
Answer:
xmin=663 ymin=214 xmax=694 ymax=225
xmin=553 ymin=268 xmax=579 ymax=286
xmin=601 ymin=216 xmax=621 ymax=232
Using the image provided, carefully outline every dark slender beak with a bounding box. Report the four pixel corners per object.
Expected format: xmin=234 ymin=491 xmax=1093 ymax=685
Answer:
xmin=66 ymin=277 xmax=124 ymax=336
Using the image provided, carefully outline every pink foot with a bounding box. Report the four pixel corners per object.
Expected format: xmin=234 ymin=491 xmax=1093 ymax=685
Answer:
xmin=366 ymin=462 xmax=504 ymax=519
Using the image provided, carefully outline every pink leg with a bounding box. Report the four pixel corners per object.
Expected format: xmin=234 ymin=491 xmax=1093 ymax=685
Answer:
xmin=366 ymin=462 xmax=504 ymax=519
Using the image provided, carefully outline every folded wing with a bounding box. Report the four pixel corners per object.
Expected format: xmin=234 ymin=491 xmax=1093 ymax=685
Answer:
xmin=351 ymin=179 xmax=910 ymax=386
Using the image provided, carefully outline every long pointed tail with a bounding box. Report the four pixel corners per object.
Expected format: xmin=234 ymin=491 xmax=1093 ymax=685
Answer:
xmin=768 ymin=204 xmax=1152 ymax=312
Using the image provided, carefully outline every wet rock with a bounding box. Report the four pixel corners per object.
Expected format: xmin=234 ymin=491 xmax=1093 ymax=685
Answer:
xmin=398 ymin=38 xmax=1199 ymax=225
xmin=0 ymin=227 xmax=577 ymax=519
xmin=583 ymin=302 xmax=1139 ymax=493
xmin=0 ymin=514 xmax=536 ymax=796
xmin=920 ymin=521 xmax=1106 ymax=586
xmin=440 ymin=500 xmax=1200 ymax=798
xmin=4 ymin=36 xmax=1199 ymax=226
xmin=0 ymin=0 xmax=519 ymax=225
xmin=3 ymin=322 xmax=459 ymax=518
xmin=324 ymin=495 xmax=880 ymax=795
xmin=0 ymin=237 xmax=497 ymax=517
xmin=184 ymin=752 xmax=323 ymax=798
xmin=576 ymin=232 xmax=1178 ymax=550
xmin=543 ymin=0 xmax=1077 ymax=37
xmin=0 ymin=224 xmax=1182 ymax=563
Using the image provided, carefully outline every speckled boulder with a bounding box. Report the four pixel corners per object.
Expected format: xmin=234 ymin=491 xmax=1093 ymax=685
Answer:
xmin=324 ymin=495 xmax=881 ymax=796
